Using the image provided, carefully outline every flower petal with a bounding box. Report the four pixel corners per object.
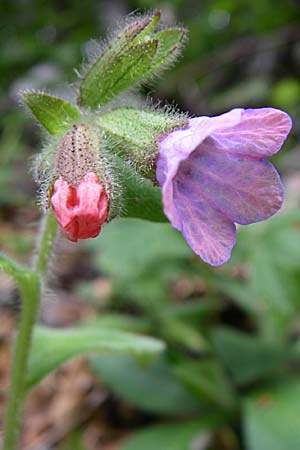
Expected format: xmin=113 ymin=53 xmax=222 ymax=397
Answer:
xmin=51 ymin=172 xmax=108 ymax=241
xmin=156 ymin=109 xmax=242 ymax=186
xmin=212 ymin=108 xmax=292 ymax=158
xmin=156 ymin=107 xmax=291 ymax=266
xmin=173 ymin=182 xmax=236 ymax=266
xmin=176 ymin=141 xmax=283 ymax=225
xmin=75 ymin=172 xmax=109 ymax=239
xmin=156 ymin=109 xmax=243 ymax=226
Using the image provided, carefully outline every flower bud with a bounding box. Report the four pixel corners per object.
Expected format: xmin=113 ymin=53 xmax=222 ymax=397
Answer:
xmin=78 ymin=11 xmax=187 ymax=109
xmin=47 ymin=122 xmax=111 ymax=241
xmin=51 ymin=172 xmax=108 ymax=242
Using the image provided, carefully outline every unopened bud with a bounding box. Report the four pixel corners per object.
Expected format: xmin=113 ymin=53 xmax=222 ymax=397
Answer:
xmin=51 ymin=171 xmax=108 ymax=241
xmin=54 ymin=123 xmax=99 ymax=185
xmin=49 ymin=123 xmax=110 ymax=241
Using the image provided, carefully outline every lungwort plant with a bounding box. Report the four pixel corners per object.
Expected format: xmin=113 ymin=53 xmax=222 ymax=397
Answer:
xmin=1 ymin=10 xmax=294 ymax=450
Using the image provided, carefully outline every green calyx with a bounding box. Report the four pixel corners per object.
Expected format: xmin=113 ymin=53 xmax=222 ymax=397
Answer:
xmin=28 ymin=101 xmax=180 ymax=223
xmin=23 ymin=87 xmax=187 ymax=177
xmin=96 ymin=106 xmax=188 ymax=176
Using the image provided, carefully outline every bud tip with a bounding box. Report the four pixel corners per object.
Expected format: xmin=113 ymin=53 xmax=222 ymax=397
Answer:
xmin=51 ymin=171 xmax=108 ymax=242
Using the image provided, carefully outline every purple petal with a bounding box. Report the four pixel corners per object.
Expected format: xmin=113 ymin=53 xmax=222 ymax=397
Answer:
xmin=173 ymin=183 xmax=236 ymax=266
xmin=176 ymin=140 xmax=283 ymax=225
xmin=156 ymin=107 xmax=291 ymax=266
xmin=156 ymin=109 xmax=243 ymax=225
xmin=212 ymin=108 xmax=292 ymax=158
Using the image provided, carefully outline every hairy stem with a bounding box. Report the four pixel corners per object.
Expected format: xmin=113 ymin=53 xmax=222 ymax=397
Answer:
xmin=3 ymin=210 xmax=57 ymax=450
xmin=3 ymin=273 xmax=39 ymax=450
xmin=34 ymin=209 xmax=58 ymax=278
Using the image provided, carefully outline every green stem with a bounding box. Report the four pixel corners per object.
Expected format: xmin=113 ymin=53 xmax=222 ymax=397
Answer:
xmin=3 ymin=273 xmax=39 ymax=450
xmin=34 ymin=209 xmax=58 ymax=277
xmin=3 ymin=210 xmax=57 ymax=450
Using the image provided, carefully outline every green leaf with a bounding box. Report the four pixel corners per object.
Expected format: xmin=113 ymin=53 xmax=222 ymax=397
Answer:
xmin=0 ymin=253 xmax=27 ymax=285
xmin=0 ymin=253 xmax=38 ymax=297
xmin=243 ymin=379 xmax=300 ymax=450
xmin=250 ymin=245 xmax=294 ymax=316
xmin=121 ymin=419 xmax=215 ymax=450
xmin=270 ymin=227 xmax=300 ymax=270
xmin=159 ymin=316 xmax=208 ymax=351
xmin=130 ymin=11 xmax=161 ymax=44
xmin=22 ymin=91 xmax=80 ymax=135
xmin=77 ymin=11 xmax=187 ymax=108
xmin=90 ymin=354 xmax=201 ymax=415
xmin=26 ymin=325 xmax=165 ymax=389
xmin=224 ymin=211 xmax=300 ymax=338
xmin=150 ymin=28 xmax=188 ymax=73
xmin=233 ymin=210 xmax=300 ymax=317
xmin=82 ymin=314 xmax=150 ymax=334
xmin=211 ymin=327 xmax=287 ymax=385
xmin=248 ymin=244 xmax=298 ymax=338
xmin=174 ymin=359 xmax=236 ymax=411
xmin=82 ymin=302 xmax=217 ymax=334
xmin=114 ymin=14 xmax=158 ymax=46
xmin=111 ymin=265 xmax=171 ymax=305
xmin=87 ymin=217 xmax=191 ymax=307
xmin=90 ymin=218 xmax=190 ymax=280
xmin=78 ymin=39 xmax=158 ymax=107
xmin=165 ymin=299 xmax=217 ymax=324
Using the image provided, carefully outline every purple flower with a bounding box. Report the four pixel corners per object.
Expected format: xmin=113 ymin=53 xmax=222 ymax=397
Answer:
xmin=156 ymin=108 xmax=292 ymax=266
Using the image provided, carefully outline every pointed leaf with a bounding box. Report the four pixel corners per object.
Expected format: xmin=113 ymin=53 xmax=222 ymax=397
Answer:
xmin=82 ymin=314 xmax=149 ymax=334
xmin=78 ymin=39 xmax=158 ymax=107
xmin=212 ymin=327 xmax=287 ymax=385
xmin=26 ymin=325 xmax=165 ymax=389
xmin=0 ymin=253 xmax=27 ymax=285
xmin=160 ymin=316 xmax=208 ymax=351
xmin=150 ymin=28 xmax=188 ymax=72
xmin=130 ymin=10 xmax=161 ymax=44
xmin=174 ymin=359 xmax=236 ymax=410
xmin=0 ymin=253 xmax=38 ymax=297
xmin=90 ymin=354 xmax=201 ymax=415
xmin=22 ymin=91 xmax=80 ymax=134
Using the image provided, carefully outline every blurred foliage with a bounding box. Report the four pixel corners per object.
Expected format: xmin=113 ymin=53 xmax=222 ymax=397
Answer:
xmin=80 ymin=206 xmax=300 ymax=449
xmin=243 ymin=379 xmax=300 ymax=450
xmin=2 ymin=0 xmax=300 ymax=449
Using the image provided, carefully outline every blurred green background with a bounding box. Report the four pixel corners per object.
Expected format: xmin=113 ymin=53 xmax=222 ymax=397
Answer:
xmin=1 ymin=1 xmax=300 ymax=449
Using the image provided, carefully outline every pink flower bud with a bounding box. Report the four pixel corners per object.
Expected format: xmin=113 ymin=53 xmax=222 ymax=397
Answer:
xmin=51 ymin=171 xmax=108 ymax=242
